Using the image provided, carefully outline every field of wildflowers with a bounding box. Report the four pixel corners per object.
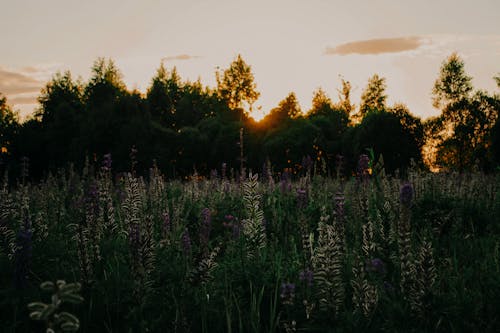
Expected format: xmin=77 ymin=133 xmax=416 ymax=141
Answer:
xmin=1 ymin=156 xmax=499 ymax=332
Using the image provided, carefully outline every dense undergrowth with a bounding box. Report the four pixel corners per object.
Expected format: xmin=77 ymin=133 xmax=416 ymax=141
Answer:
xmin=1 ymin=160 xmax=499 ymax=332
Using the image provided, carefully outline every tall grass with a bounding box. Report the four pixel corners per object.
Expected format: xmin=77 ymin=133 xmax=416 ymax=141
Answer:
xmin=0 ymin=162 xmax=499 ymax=332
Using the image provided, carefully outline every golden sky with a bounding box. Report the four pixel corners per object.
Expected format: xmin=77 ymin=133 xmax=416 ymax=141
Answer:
xmin=1 ymin=0 xmax=500 ymax=120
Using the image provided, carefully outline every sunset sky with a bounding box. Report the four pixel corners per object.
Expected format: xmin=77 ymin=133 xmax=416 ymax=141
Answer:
xmin=1 ymin=0 xmax=499 ymax=121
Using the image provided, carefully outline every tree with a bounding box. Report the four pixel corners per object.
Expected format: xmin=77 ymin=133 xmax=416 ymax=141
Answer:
xmin=359 ymin=74 xmax=387 ymax=118
xmin=216 ymin=54 xmax=260 ymax=112
xmin=336 ymin=78 xmax=355 ymax=119
xmin=309 ymin=88 xmax=334 ymax=116
xmin=260 ymin=92 xmax=301 ymax=130
xmin=432 ymin=53 xmax=472 ymax=110
xmin=390 ymin=103 xmax=425 ymax=151
xmin=430 ymin=53 xmax=498 ymax=171
xmin=147 ymin=63 xmax=181 ymax=127
xmin=0 ymin=94 xmax=19 ymax=165
xmin=85 ymin=58 xmax=126 ymax=106
xmin=348 ymin=111 xmax=423 ymax=173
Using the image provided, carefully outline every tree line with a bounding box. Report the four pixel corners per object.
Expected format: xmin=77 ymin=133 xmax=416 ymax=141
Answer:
xmin=0 ymin=53 xmax=499 ymax=180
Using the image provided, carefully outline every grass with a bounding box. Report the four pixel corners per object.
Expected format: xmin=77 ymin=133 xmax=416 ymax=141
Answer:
xmin=0 ymin=164 xmax=499 ymax=332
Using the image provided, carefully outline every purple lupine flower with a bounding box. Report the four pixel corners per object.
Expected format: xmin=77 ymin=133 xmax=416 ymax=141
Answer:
xmin=280 ymin=171 xmax=291 ymax=193
xmin=366 ymin=258 xmax=386 ymax=275
xmin=162 ymin=211 xmax=171 ymax=237
xmin=334 ymin=191 xmax=345 ymax=223
xmin=262 ymin=162 xmax=269 ymax=183
xmin=102 ymin=153 xmax=112 ymax=171
xmin=221 ymin=163 xmax=227 ymax=180
xmin=280 ymin=283 xmax=296 ymax=305
xmin=400 ymin=182 xmax=414 ymax=207
xmin=301 ymin=155 xmax=313 ymax=173
xmin=210 ymin=169 xmax=218 ymax=180
xmin=181 ymin=228 xmax=192 ymax=256
xmin=296 ymin=189 xmax=308 ymax=210
xmin=299 ymin=269 xmax=314 ymax=287
xmin=128 ymin=223 xmax=141 ymax=255
xmin=85 ymin=181 xmax=100 ymax=218
xmin=357 ymin=154 xmax=370 ymax=181
xmin=335 ymin=154 xmax=344 ymax=175
xmin=383 ymin=281 xmax=395 ymax=294
xmin=15 ymin=217 xmax=32 ymax=289
xmin=199 ymin=208 xmax=211 ymax=250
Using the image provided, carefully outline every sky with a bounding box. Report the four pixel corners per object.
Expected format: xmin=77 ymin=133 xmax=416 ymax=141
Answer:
xmin=1 ymin=0 xmax=500 ymax=121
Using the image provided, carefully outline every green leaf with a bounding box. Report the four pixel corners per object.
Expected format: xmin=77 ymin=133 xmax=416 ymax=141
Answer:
xmin=57 ymin=312 xmax=80 ymax=324
xmin=60 ymin=282 xmax=81 ymax=295
xmin=60 ymin=293 xmax=84 ymax=304
xmin=40 ymin=281 xmax=55 ymax=292
xmin=28 ymin=302 xmax=47 ymax=312
xmin=60 ymin=321 xmax=80 ymax=332
xmin=40 ymin=304 xmax=57 ymax=320
xmin=29 ymin=311 xmax=42 ymax=321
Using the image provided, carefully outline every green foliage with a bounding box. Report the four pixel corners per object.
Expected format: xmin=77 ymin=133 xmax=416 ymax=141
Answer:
xmin=216 ymin=54 xmax=260 ymax=112
xmin=430 ymin=53 xmax=500 ymax=171
xmin=28 ymin=280 xmax=83 ymax=332
xmin=0 ymin=162 xmax=498 ymax=332
xmin=359 ymin=74 xmax=387 ymax=118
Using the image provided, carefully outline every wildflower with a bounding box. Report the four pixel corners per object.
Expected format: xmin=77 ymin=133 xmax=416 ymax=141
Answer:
xmin=280 ymin=171 xmax=292 ymax=193
xmin=365 ymin=258 xmax=386 ymax=276
xmin=358 ymin=154 xmax=370 ymax=180
xmin=301 ymin=155 xmax=313 ymax=173
xmin=383 ymin=281 xmax=395 ymax=294
xmin=181 ymin=228 xmax=192 ymax=256
xmin=162 ymin=211 xmax=171 ymax=237
xmin=296 ymin=189 xmax=308 ymax=209
xmin=400 ymin=182 xmax=414 ymax=207
xmin=102 ymin=153 xmax=112 ymax=171
xmin=15 ymin=218 xmax=32 ymax=289
xmin=280 ymin=283 xmax=295 ymax=305
xmin=199 ymin=208 xmax=211 ymax=252
xmin=128 ymin=223 xmax=140 ymax=255
xmin=221 ymin=163 xmax=227 ymax=180
xmin=334 ymin=191 xmax=345 ymax=222
xmin=335 ymin=154 xmax=344 ymax=176
xmin=299 ymin=269 xmax=314 ymax=287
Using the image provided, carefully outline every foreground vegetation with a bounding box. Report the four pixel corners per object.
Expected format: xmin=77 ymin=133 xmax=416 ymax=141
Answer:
xmin=1 ymin=158 xmax=499 ymax=332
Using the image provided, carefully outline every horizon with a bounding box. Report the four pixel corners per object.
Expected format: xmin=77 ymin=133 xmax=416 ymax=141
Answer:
xmin=1 ymin=0 xmax=499 ymax=121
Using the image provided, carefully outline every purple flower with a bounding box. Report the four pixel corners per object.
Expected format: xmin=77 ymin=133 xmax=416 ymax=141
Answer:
xmin=162 ymin=211 xmax=171 ymax=237
xmin=383 ymin=281 xmax=395 ymax=293
xmin=400 ymin=182 xmax=414 ymax=207
xmin=335 ymin=154 xmax=344 ymax=175
xmin=334 ymin=191 xmax=345 ymax=223
xmin=358 ymin=154 xmax=370 ymax=180
xmin=200 ymin=208 xmax=211 ymax=250
xmin=280 ymin=171 xmax=292 ymax=193
xmin=102 ymin=153 xmax=112 ymax=171
xmin=15 ymin=221 xmax=32 ymax=289
xmin=280 ymin=283 xmax=296 ymax=305
xmin=301 ymin=155 xmax=313 ymax=173
xmin=221 ymin=163 xmax=227 ymax=180
xmin=299 ymin=269 xmax=314 ymax=287
xmin=181 ymin=228 xmax=191 ymax=256
xmin=366 ymin=258 xmax=386 ymax=275
xmin=296 ymin=189 xmax=308 ymax=210
xmin=129 ymin=223 xmax=141 ymax=255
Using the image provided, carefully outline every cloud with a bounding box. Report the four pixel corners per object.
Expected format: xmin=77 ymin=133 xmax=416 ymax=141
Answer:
xmin=8 ymin=94 xmax=38 ymax=105
xmin=0 ymin=67 xmax=42 ymax=95
xmin=325 ymin=36 xmax=425 ymax=56
xmin=162 ymin=54 xmax=201 ymax=61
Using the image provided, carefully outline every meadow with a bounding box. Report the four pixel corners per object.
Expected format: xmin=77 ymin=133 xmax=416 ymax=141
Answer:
xmin=1 ymin=158 xmax=499 ymax=332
